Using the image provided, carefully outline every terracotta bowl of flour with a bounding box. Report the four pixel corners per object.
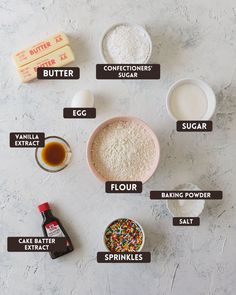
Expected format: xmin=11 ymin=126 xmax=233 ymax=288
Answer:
xmin=87 ymin=116 xmax=160 ymax=183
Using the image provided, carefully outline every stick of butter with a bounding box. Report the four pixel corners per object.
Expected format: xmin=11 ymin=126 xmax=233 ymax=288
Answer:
xmin=12 ymin=32 xmax=69 ymax=68
xmin=17 ymin=45 xmax=75 ymax=82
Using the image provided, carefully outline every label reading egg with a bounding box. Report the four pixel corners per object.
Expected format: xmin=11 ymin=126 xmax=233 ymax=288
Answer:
xmin=63 ymin=108 xmax=96 ymax=119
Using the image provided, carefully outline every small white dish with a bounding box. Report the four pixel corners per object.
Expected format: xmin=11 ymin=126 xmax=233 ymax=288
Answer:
xmin=166 ymin=183 xmax=205 ymax=217
xmin=100 ymin=23 xmax=152 ymax=64
xmin=166 ymin=78 xmax=216 ymax=121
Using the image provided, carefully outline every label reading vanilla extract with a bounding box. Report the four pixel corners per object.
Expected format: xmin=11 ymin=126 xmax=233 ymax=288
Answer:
xmin=96 ymin=64 xmax=160 ymax=79
xmin=10 ymin=132 xmax=45 ymax=148
xmin=97 ymin=252 xmax=151 ymax=263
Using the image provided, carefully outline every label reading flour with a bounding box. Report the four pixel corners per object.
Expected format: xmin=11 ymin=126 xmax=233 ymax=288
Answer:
xmin=177 ymin=121 xmax=212 ymax=132
xmin=10 ymin=132 xmax=45 ymax=147
xmin=96 ymin=64 xmax=160 ymax=79
xmin=106 ymin=181 xmax=142 ymax=193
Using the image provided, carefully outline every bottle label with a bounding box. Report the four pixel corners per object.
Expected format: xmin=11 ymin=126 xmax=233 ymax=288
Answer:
xmin=45 ymin=221 xmax=65 ymax=238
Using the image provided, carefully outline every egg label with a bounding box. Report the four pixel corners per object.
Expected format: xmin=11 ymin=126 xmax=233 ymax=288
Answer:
xmin=97 ymin=252 xmax=151 ymax=263
xmin=173 ymin=217 xmax=200 ymax=226
xmin=150 ymin=191 xmax=223 ymax=200
xmin=96 ymin=64 xmax=160 ymax=80
xmin=176 ymin=121 xmax=212 ymax=132
xmin=37 ymin=67 xmax=80 ymax=79
xmin=63 ymin=108 xmax=96 ymax=119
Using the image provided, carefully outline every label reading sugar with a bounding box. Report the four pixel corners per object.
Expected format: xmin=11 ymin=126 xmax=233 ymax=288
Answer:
xmin=45 ymin=221 xmax=65 ymax=238
xmin=96 ymin=64 xmax=160 ymax=79
xmin=7 ymin=237 xmax=67 ymax=252
xmin=106 ymin=181 xmax=142 ymax=193
xmin=63 ymin=108 xmax=96 ymax=119
xmin=37 ymin=67 xmax=80 ymax=79
xmin=150 ymin=191 xmax=223 ymax=200
xmin=97 ymin=252 xmax=151 ymax=263
xmin=10 ymin=132 xmax=45 ymax=147
xmin=176 ymin=121 xmax=212 ymax=132
xmin=173 ymin=217 xmax=200 ymax=226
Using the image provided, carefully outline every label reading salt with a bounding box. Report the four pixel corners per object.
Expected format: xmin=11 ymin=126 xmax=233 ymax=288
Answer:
xmin=176 ymin=121 xmax=212 ymax=132
xmin=96 ymin=64 xmax=160 ymax=79
xmin=150 ymin=191 xmax=223 ymax=200
xmin=63 ymin=108 xmax=96 ymax=119
xmin=37 ymin=67 xmax=80 ymax=79
xmin=97 ymin=252 xmax=151 ymax=263
xmin=173 ymin=217 xmax=200 ymax=226
xmin=10 ymin=132 xmax=45 ymax=148
xmin=106 ymin=181 xmax=142 ymax=193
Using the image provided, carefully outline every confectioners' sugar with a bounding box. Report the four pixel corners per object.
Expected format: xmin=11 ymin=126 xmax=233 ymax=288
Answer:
xmin=103 ymin=24 xmax=150 ymax=63
xmin=91 ymin=120 xmax=156 ymax=181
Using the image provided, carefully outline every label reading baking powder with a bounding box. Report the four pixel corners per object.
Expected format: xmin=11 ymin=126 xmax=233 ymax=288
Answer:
xmin=63 ymin=108 xmax=96 ymax=119
xmin=37 ymin=67 xmax=80 ymax=79
xmin=106 ymin=181 xmax=142 ymax=193
xmin=7 ymin=237 xmax=67 ymax=252
xmin=173 ymin=217 xmax=200 ymax=226
xmin=10 ymin=132 xmax=45 ymax=148
xmin=150 ymin=191 xmax=223 ymax=200
xmin=96 ymin=64 xmax=160 ymax=79
xmin=176 ymin=121 xmax=212 ymax=132
xmin=97 ymin=252 xmax=151 ymax=263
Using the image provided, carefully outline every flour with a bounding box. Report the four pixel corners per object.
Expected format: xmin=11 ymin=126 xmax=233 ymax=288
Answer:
xmin=102 ymin=24 xmax=151 ymax=64
xmin=91 ymin=120 xmax=156 ymax=181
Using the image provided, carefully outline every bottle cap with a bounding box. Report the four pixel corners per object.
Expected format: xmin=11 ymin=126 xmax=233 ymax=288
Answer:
xmin=38 ymin=202 xmax=50 ymax=212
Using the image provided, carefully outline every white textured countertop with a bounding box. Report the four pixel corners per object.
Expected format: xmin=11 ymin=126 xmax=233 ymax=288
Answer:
xmin=0 ymin=0 xmax=236 ymax=294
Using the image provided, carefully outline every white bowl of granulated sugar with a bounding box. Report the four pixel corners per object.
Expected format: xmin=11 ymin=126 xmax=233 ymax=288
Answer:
xmin=87 ymin=116 xmax=160 ymax=183
xmin=100 ymin=23 xmax=152 ymax=64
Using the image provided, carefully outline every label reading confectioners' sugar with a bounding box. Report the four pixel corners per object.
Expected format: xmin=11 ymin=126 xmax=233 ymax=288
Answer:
xmin=10 ymin=132 xmax=45 ymax=147
xmin=63 ymin=108 xmax=96 ymax=118
xmin=37 ymin=67 xmax=80 ymax=79
xmin=177 ymin=121 xmax=212 ymax=132
xmin=106 ymin=181 xmax=142 ymax=193
xmin=97 ymin=252 xmax=151 ymax=263
xmin=96 ymin=64 xmax=160 ymax=79
xmin=45 ymin=221 xmax=65 ymax=238
xmin=173 ymin=217 xmax=200 ymax=226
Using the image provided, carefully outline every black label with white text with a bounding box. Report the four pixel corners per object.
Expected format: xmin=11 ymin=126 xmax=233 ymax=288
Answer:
xmin=173 ymin=217 xmax=200 ymax=226
xmin=10 ymin=132 xmax=45 ymax=148
xmin=37 ymin=67 xmax=80 ymax=79
xmin=177 ymin=121 xmax=212 ymax=132
xmin=150 ymin=190 xmax=223 ymax=200
xmin=96 ymin=64 xmax=160 ymax=79
xmin=97 ymin=252 xmax=151 ymax=263
xmin=63 ymin=108 xmax=96 ymax=119
xmin=106 ymin=181 xmax=142 ymax=193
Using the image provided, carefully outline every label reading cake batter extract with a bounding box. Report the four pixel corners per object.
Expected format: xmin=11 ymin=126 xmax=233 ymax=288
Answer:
xmin=97 ymin=252 xmax=151 ymax=263
xmin=106 ymin=181 xmax=142 ymax=193
xmin=10 ymin=132 xmax=45 ymax=147
xmin=96 ymin=64 xmax=160 ymax=79
xmin=176 ymin=121 xmax=212 ymax=132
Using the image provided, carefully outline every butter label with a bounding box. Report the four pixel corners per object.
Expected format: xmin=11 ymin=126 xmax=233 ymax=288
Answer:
xmin=13 ymin=32 xmax=69 ymax=67
xmin=37 ymin=67 xmax=80 ymax=79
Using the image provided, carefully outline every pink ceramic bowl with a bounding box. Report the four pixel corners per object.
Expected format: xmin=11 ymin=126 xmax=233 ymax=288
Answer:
xmin=86 ymin=116 xmax=160 ymax=183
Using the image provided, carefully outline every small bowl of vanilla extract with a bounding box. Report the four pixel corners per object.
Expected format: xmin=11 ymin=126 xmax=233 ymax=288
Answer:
xmin=35 ymin=136 xmax=72 ymax=172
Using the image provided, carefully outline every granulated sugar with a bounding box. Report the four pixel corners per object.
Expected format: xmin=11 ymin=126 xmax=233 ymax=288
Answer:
xmin=102 ymin=24 xmax=151 ymax=64
xmin=91 ymin=120 xmax=156 ymax=181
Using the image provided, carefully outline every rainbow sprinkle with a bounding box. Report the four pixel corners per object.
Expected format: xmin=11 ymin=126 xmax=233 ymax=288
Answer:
xmin=104 ymin=218 xmax=143 ymax=252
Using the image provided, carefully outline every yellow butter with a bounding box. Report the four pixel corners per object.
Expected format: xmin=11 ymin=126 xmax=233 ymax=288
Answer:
xmin=17 ymin=45 xmax=75 ymax=83
xmin=12 ymin=32 xmax=69 ymax=68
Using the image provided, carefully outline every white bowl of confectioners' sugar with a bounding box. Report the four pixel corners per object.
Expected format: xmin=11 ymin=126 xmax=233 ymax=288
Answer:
xmin=166 ymin=78 xmax=216 ymax=121
xmin=166 ymin=183 xmax=205 ymax=217
xmin=100 ymin=23 xmax=152 ymax=64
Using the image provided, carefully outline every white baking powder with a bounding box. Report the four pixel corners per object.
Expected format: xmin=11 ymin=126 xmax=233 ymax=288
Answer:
xmin=91 ymin=121 xmax=156 ymax=181
xmin=102 ymin=24 xmax=151 ymax=64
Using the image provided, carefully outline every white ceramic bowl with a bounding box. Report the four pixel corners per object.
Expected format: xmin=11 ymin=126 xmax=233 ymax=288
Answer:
xmin=100 ymin=23 xmax=152 ymax=64
xmin=103 ymin=218 xmax=145 ymax=252
xmin=166 ymin=183 xmax=205 ymax=217
xmin=166 ymin=78 xmax=216 ymax=121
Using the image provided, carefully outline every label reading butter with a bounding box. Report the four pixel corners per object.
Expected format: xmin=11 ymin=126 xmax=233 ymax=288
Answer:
xmin=12 ymin=32 xmax=69 ymax=67
xmin=37 ymin=67 xmax=80 ymax=79
xmin=17 ymin=46 xmax=75 ymax=82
